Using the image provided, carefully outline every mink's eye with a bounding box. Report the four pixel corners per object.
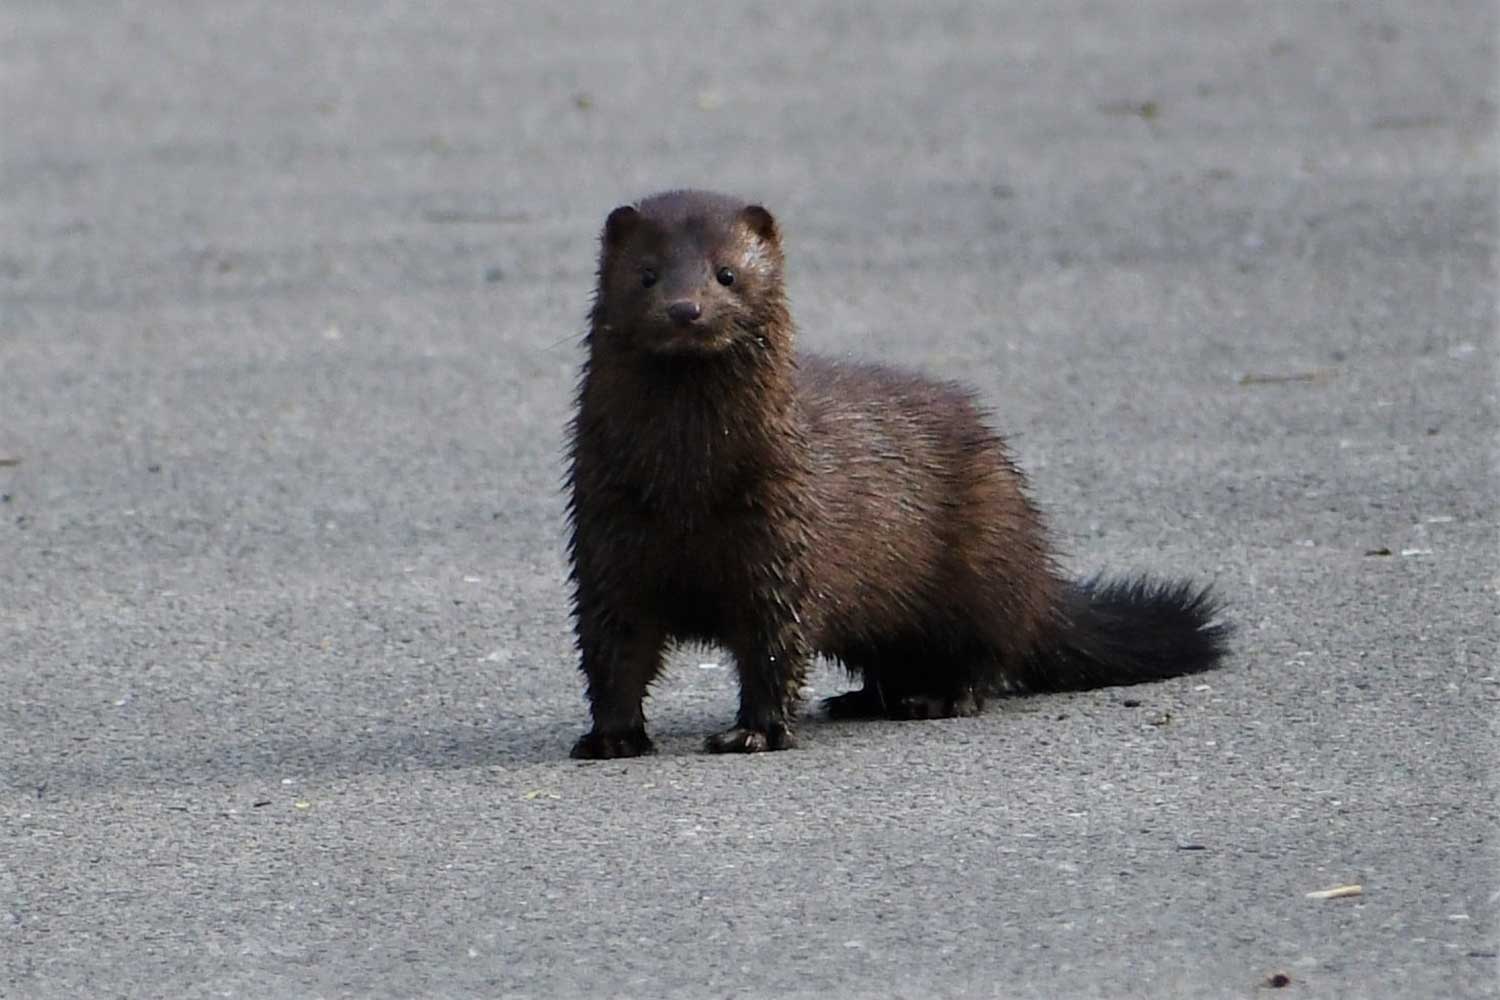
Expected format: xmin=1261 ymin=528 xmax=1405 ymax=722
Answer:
xmin=640 ymin=269 xmax=658 ymax=288
xmin=716 ymin=267 xmax=735 ymax=287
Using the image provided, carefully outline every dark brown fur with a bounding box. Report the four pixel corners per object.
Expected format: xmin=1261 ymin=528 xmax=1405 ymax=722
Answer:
xmin=565 ymin=190 xmax=1228 ymax=758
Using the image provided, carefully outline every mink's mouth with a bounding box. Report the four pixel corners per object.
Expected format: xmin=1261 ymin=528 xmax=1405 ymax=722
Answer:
xmin=641 ymin=325 xmax=737 ymax=356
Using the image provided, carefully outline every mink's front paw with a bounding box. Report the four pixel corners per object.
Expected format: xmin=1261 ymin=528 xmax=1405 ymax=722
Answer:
xmin=571 ymin=728 xmax=654 ymax=759
xmin=704 ymin=722 xmax=796 ymax=753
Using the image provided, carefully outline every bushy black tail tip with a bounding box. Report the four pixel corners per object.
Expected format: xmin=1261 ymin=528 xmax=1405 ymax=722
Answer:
xmin=1029 ymin=574 xmax=1232 ymax=693
xmin=1080 ymin=573 xmax=1234 ymax=650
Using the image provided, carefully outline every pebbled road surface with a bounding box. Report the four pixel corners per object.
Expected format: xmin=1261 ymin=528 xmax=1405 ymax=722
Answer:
xmin=3 ymin=3 xmax=1497 ymax=997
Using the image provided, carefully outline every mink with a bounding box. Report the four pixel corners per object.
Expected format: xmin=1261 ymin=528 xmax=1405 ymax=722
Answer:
xmin=564 ymin=189 xmax=1229 ymax=758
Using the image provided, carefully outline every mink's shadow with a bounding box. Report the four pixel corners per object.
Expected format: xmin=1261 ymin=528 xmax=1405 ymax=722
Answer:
xmin=17 ymin=704 xmax=851 ymax=799
xmin=17 ymin=715 xmax=586 ymax=799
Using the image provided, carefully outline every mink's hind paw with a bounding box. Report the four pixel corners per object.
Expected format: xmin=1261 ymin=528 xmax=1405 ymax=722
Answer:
xmin=825 ymin=685 xmax=983 ymax=720
xmin=704 ymin=722 xmax=796 ymax=753
xmin=822 ymin=687 xmax=886 ymax=719
xmin=888 ymin=690 xmax=983 ymax=720
xmin=571 ymin=728 xmax=655 ymax=759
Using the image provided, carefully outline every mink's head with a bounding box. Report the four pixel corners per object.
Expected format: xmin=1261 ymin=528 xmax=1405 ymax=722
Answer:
xmin=591 ymin=190 xmax=788 ymax=358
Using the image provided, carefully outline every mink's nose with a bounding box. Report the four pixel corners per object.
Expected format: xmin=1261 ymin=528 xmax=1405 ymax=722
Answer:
xmin=665 ymin=300 xmax=702 ymax=326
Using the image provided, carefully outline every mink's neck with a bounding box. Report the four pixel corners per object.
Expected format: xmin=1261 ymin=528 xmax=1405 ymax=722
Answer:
xmin=579 ymin=321 xmax=802 ymax=508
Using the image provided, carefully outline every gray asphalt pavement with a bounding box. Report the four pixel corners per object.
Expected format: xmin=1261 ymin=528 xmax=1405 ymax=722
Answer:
xmin=3 ymin=2 xmax=1497 ymax=998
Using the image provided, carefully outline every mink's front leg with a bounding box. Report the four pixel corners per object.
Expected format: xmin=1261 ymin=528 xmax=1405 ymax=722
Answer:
xmin=571 ymin=615 xmax=666 ymax=760
xmin=706 ymin=613 xmax=807 ymax=754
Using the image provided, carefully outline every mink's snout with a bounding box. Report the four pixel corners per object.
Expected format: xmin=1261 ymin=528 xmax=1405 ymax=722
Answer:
xmin=665 ymin=300 xmax=702 ymax=326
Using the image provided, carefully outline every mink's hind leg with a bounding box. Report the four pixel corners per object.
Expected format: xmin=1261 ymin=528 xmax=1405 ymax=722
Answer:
xmin=822 ymin=683 xmax=888 ymax=719
xmin=887 ymin=687 xmax=984 ymax=720
xmin=887 ymin=649 xmax=989 ymax=719
xmin=820 ymin=654 xmax=896 ymax=718
xmin=824 ymin=645 xmax=986 ymax=721
xmin=571 ymin=620 xmax=666 ymax=760
xmin=825 ymin=680 xmax=983 ymax=720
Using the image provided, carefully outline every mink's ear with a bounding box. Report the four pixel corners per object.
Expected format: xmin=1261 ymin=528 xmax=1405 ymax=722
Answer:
xmin=603 ymin=205 xmax=640 ymax=248
xmin=740 ymin=204 xmax=779 ymax=244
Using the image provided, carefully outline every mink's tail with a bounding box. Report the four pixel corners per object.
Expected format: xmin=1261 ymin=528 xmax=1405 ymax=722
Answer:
xmin=1019 ymin=575 xmax=1231 ymax=692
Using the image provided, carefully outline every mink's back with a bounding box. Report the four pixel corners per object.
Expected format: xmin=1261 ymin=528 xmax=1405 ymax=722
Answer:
xmin=792 ymin=354 xmax=1059 ymax=656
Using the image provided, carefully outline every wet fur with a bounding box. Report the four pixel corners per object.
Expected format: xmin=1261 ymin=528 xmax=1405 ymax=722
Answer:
xmin=565 ymin=189 xmax=1230 ymax=758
